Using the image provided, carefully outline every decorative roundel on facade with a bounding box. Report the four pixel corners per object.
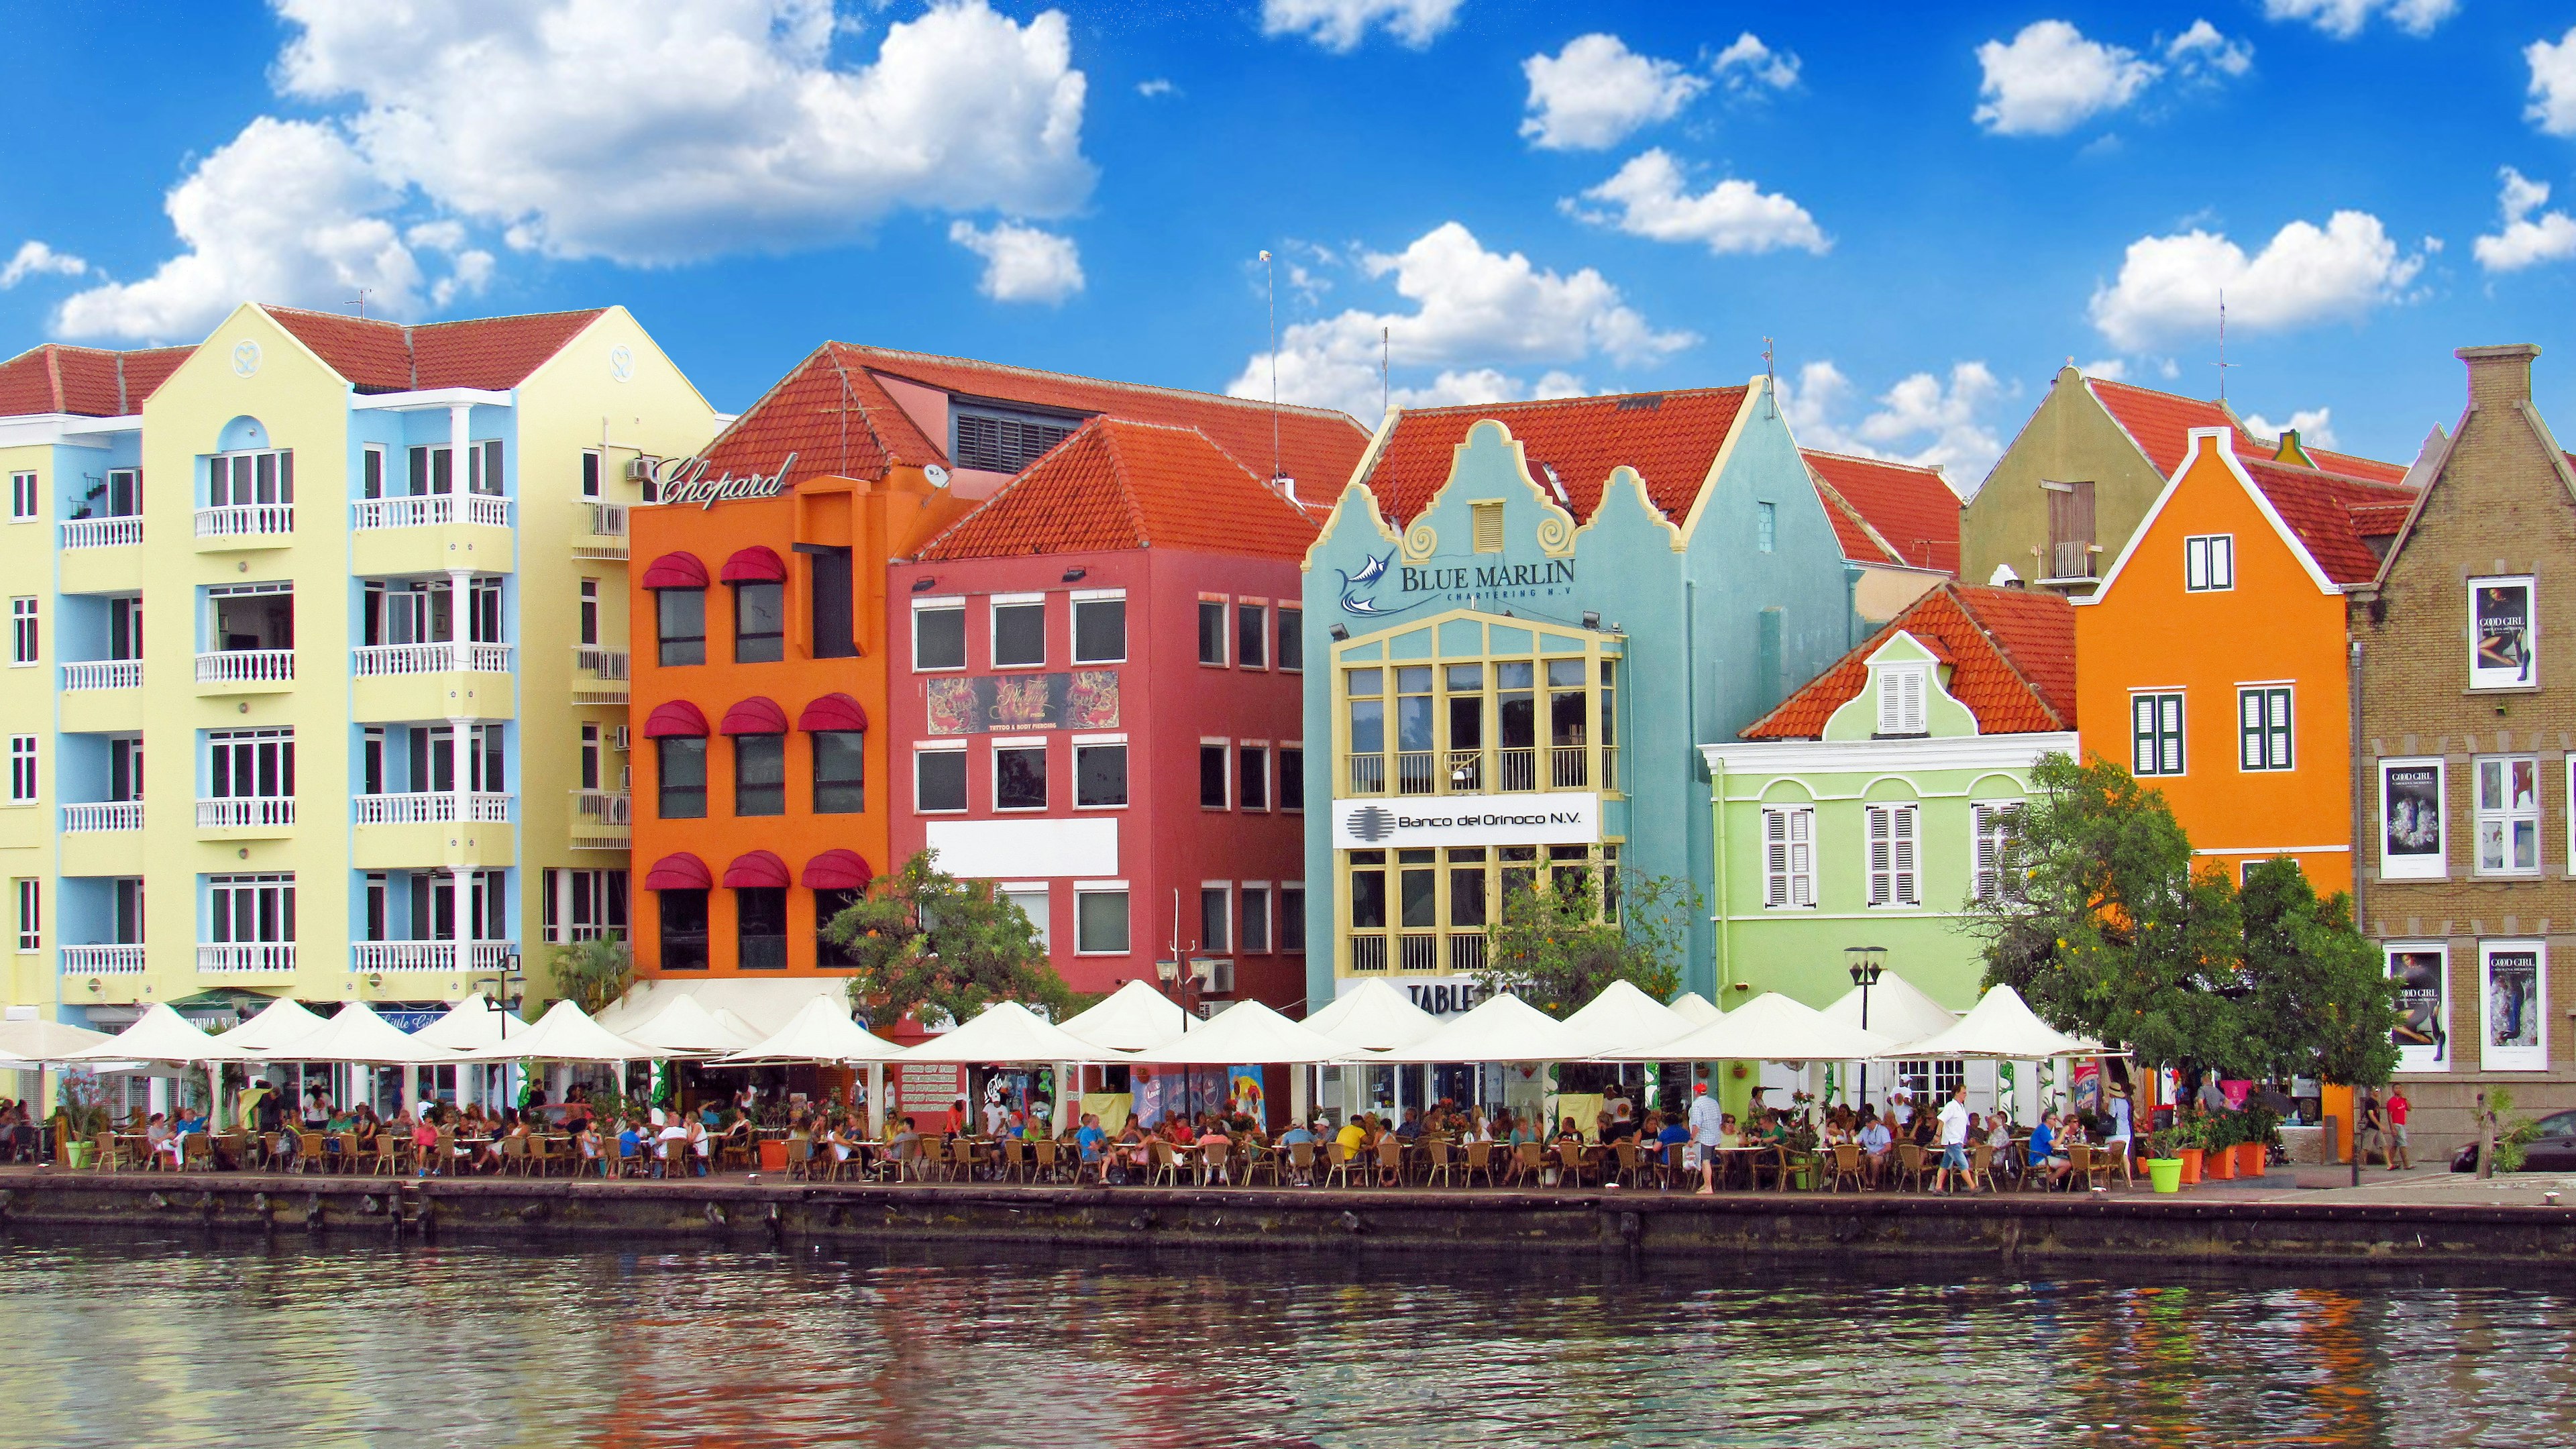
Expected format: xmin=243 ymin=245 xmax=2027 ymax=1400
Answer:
xmin=608 ymin=345 xmax=635 ymax=383
xmin=1349 ymin=804 xmax=1397 ymax=843
xmin=231 ymin=339 xmax=262 ymax=377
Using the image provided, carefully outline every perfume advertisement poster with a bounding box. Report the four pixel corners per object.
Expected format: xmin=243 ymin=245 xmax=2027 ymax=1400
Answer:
xmin=2471 ymin=580 xmax=2534 ymax=690
xmin=2389 ymin=948 xmax=2447 ymax=1071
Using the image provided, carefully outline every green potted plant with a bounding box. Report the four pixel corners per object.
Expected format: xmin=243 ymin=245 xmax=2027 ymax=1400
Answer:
xmin=2235 ymin=1098 xmax=2280 ymax=1177
xmin=2201 ymin=1106 xmax=2242 ymax=1180
xmin=2142 ymin=1124 xmax=2188 ymax=1194
xmin=2170 ymin=1106 xmax=2207 ymax=1185
xmin=54 ymin=1081 xmax=111 ymax=1169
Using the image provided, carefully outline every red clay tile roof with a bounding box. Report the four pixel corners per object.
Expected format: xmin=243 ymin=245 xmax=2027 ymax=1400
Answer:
xmin=916 ymin=418 xmax=1320 ymax=561
xmin=2345 ymin=500 xmax=2412 ymax=539
xmin=0 ymin=343 xmax=195 ymax=417
xmin=1804 ymin=449 xmax=1960 ymax=574
xmin=2302 ymin=446 xmax=2408 ymax=485
xmin=2086 ymin=375 xmax=2406 ymax=489
xmin=1359 ymin=388 xmax=1748 ymax=527
xmin=1741 ymin=583 xmax=2075 ymax=739
xmin=1813 ymin=483 xmax=1894 ymax=565
xmin=693 ymin=341 xmax=1371 ymax=494
xmin=2235 ymin=455 xmax=2416 ymax=587
xmin=261 ymin=305 xmax=607 ymax=393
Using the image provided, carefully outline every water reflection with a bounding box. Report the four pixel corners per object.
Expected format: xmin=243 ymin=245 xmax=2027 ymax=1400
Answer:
xmin=1 ymin=1234 xmax=2571 ymax=1448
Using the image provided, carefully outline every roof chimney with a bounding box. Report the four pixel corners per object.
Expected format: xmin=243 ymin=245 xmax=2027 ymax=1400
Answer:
xmin=1273 ymin=474 xmax=1296 ymax=504
xmin=2457 ymin=343 xmax=2540 ymax=411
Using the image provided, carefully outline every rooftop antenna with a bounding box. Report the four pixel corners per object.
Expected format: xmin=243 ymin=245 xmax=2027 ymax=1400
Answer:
xmin=1762 ymin=335 xmax=1777 ymax=419
xmin=348 ymin=288 xmax=371 ymax=319
xmin=2214 ymin=289 xmax=2235 ymax=403
xmin=1260 ymin=249 xmax=1279 ymax=482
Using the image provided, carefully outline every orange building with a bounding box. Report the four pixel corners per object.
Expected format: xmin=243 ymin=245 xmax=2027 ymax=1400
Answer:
xmin=2074 ymin=426 xmax=2414 ymax=893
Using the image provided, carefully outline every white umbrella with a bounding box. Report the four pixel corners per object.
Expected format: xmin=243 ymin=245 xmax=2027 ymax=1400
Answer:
xmin=1300 ymin=979 xmax=1443 ymax=1051
xmin=1667 ymin=992 xmax=1725 ymax=1028
xmin=280 ymin=1002 xmax=462 ymax=1066
xmin=1605 ymin=991 xmax=1899 ymax=1064
xmin=1821 ymin=971 xmax=1959 ymax=1044
xmin=718 ymin=994 xmax=906 ymax=1065
xmin=1373 ymin=992 xmax=1590 ymax=1065
xmin=0 ymin=1042 xmax=25 ymax=1065
xmin=66 ymin=1002 xmax=259 ymax=1063
xmin=1560 ymin=979 xmax=1697 ymax=1057
xmin=622 ymin=994 xmax=763 ymax=1057
xmin=1060 ymin=979 xmax=1189 ymax=1052
xmin=225 ymin=996 xmax=331 ymax=1057
xmin=0 ymin=1016 xmax=113 ymax=1061
xmin=413 ymin=992 xmax=529 ymax=1052
xmin=1123 ymin=1000 xmax=1357 ymax=1065
xmin=1895 ymin=983 xmax=2105 ymax=1060
xmin=894 ymin=1000 xmax=1116 ymax=1065
xmin=456 ymin=999 xmax=653 ymax=1063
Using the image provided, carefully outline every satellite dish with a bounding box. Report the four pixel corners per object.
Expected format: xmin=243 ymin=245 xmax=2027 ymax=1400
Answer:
xmin=924 ymin=464 xmax=951 ymax=488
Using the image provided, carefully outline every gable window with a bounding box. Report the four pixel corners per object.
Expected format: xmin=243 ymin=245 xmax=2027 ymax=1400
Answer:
xmin=1876 ymin=666 xmax=1927 ymax=736
xmin=1972 ymin=802 xmax=2023 ymax=903
xmin=2045 ymin=480 xmax=2096 ymax=580
xmin=1756 ymin=500 xmax=1776 ymax=553
xmin=2469 ymin=576 xmax=2536 ymax=690
xmin=1198 ymin=599 xmax=1228 ymax=665
xmin=2131 ymin=692 xmax=2184 ymax=776
xmin=656 ymin=588 xmax=706 ymax=667
xmin=2238 ymin=686 xmax=2293 ymax=771
xmin=953 ymin=406 xmax=1080 ymax=473
xmin=913 ymin=599 xmax=965 ymax=671
xmin=1866 ymin=803 xmax=1920 ymax=908
xmin=2475 ymin=755 xmax=2540 ymax=876
xmin=1761 ymin=806 xmax=1815 ymax=908
xmin=1072 ymin=592 xmax=1126 ymax=663
xmin=992 ymin=595 xmax=1046 ymax=667
xmin=1472 ymin=500 xmax=1505 ymax=553
xmin=2186 ymin=534 xmax=2235 ymax=592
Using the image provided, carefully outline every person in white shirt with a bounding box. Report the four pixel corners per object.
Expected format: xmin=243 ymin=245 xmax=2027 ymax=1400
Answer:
xmin=1933 ymin=1085 xmax=1972 ymax=1193
xmin=1688 ymin=1082 xmax=1727 ymax=1195
xmin=1887 ymin=1083 xmax=1915 ymax=1130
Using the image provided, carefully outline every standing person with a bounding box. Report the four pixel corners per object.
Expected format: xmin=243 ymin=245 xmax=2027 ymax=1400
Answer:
xmin=1688 ymin=1081 xmax=1726 ymax=1195
xmin=2385 ymin=1086 xmax=2412 ymax=1170
xmin=2355 ymin=1090 xmax=2387 ymax=1169
xmin=1933 ymin=1085 xmax=1971 ymax=1193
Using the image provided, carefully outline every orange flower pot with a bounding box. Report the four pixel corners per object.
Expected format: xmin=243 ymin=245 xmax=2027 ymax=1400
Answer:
xmin=758 ymin=1140 xmax=788 ymax=1172
xmin=2203 ymin=1146 xmax=2237 ymax=1181
xmin=2177 ymin=1148 xmax=2204 ymax=1185
xmin=2235 ymin=1142 xmax=2267 ymax=1177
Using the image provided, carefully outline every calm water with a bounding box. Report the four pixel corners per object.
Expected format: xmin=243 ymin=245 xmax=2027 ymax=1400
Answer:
xmin=0 ymin=1232 xmax=2569 ymax=1448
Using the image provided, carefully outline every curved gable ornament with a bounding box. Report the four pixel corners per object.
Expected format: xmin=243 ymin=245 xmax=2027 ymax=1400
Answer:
xmin=1403 ymin=419 xmax=1579 ymax=563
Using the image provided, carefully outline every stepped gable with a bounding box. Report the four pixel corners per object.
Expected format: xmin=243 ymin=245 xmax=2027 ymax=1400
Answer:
xmin=1357 ymin=388 xmax=1748 ymax=527
xmin=1804 ymin=448 xmax=1961 ymax=574
xmin=916 ymin=418 xmax=1318 ymax=562
xmin=1741 ymin=583 xmax=2075 ymax=739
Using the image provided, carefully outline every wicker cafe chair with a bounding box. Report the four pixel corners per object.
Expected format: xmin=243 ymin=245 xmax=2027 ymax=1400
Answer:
xmin=2094 ymin=1139 xmax=2132 ymax=1189
xmin=1148 ymin=1140 xmax=1183 ymax=1187
xmin=1967 ymin=1142 xmax=1998 ymax=1195
xmin=1610 ymin=1139 xmax=1644 ymax=1189
xmin=1424 ymin=1139 xmax=1456 ymax=1188
xmin=1510 ymin=1141 xmax=1546 ymax=1187
xmin=1462 ymin=1141 xmax=1496 ymax=1189
xmin=1287 ymin=1141 xmax=1319 ymax=1187
xmin=1244 ymin=1142 xmax=1282 ymax=1187
xmin=914 ymin=1137 xmax=951 ymax=1183
xmin=1553 ymin=1141 xmax=1591 ymax=1189
xmin=1324 ymin=1142 xmax=1361 ymax=1189
xmin=1894 ymin=1142 xmax=1929 ymax=1193
xmin=1033 ymin=1139 xmax=1066 ymax=1183
xmin=1374 ymin=1138 xmax=1408 ymax=1187
xmin=1827 ymin=1142 xmax=1865 ymax=1193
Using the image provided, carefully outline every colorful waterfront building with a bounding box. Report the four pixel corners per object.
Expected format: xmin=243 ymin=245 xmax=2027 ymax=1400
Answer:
xmin=1803 ymin=448 xmax=1962 ymax=625
xmin=1300 ymin=384 xmax=1856 ymax=1014
xmin=5 ymin=302 xmax=716 ymax=1034
xmin=627 ymin=345 xmax=1366 ymax=1002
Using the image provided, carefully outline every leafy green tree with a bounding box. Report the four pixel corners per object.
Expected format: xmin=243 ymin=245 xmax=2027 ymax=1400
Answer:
xmin=550 ymin=936 xmax=635 ymax=1016
xmin=1472 ymin=867 xmax=1697 ymax=1018
xmin=822 ymin=849 xmax=1075 ymax=1026
xmin=2237 ymin=857 xmax=2398 ymax=1086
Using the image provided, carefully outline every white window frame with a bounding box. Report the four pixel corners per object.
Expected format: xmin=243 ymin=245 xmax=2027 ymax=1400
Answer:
xmin=989 ymin=592 xmax=1047 ymax=670
xmin=7 ymin=472 xmax=36 ymax=521
xmin=1072 ymin=734 xmax=1128 ymax=810
xmin=1199 ymin=881 xmax=1232 ymax=953
xmin=1972 ymin=801 xmax=2023 ymax=903
xmin=1070 ymin=588 xmax=1128 ymax=665
xmin=1761 ymin=806 xmax=1815 ymax=909
xmin=1281 ymin=883 xmax=1307 ymax=953
xmin=207 ymin=872 xmax=297 ymax=945
xmin=2381 ymin=757 xmax=2447 ymax=881
xmin=1197 ymin=594 xmax=1229 ymax=667
xmin=2478 ymin=940 xmax=2548 ymax=1073
xmin=2467 ymin=574 xmax=2537 ymax=691
xmin=912 ymin=741 xmax=969 ymax=814
xmin=2473 ymin=755 xmax=2542 ymax=877
xmin=360 ymin=444 xmax=387 ymax=500
xmin=1000 ymin=883 xmax=1051 ymax=953
xmin=1073 ymin=881 xmax=1132 ymax=956
xmin=2237 ymin=684 xmax=2293 ymax=771
xmin=6 ymin=735 xmax=34 ymax=804
xmin=1238 ymin=742 xmax=1271 ymax=812
xmin=2131 ymin=691 xmax=2185 ymax=777
xmin=13 ymin=878 xmax=37 ymax=953
xmin=1200 ymin=737 xmax=1230 ymax=810
xmin=1240 ymin=881 xmax=1272 ymax=953
xmin=990 ymin=735 xmax=1049 ymax=813
xmin=1865 ymin=802 xmax=1921 ymax=908
xmin=2185 ymin=534 xmax=2234 ymax=592
xmin=1281 ymin=742 xmax=1305 ymax=812
xmin=1236 ymin=599 xmax=1269 ymax=672
xmin=9 ymin=597 xmax=36 ymax=666
xmin=910 ymin=596 xmax=966 ymax=673
xmin=579 ymin=578 xmax=600 ymax=647
xmin=1876 ymin=665 xmax=1927 ymax=735
xmin=2385 ymin=942 xmax=2449 ymax=1073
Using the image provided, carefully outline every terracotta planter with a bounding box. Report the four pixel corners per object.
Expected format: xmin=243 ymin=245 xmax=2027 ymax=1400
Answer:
xmin=2177 ymin=1147 xmax=2204 ymax=1184
xmin=758 ymin=1140 xmax=788 ymax=1172
xmin=2203 ymin=1145 xmax=2237 ymax=1180
xmin=2235 ymin=1141 xmax=2268 ymax=1177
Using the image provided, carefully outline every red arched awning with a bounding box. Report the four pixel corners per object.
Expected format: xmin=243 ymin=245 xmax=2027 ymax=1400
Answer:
xmin=643 ymin=852 xmax=712 ymax=891
xmin=639 ymin=551 xmax=709 ymax=590
xmin=797 ymin=692 xmax=869 ymax=733
xmin=720 ymin=545 xmax=788 ymax=583
xmin=718 ymin=696 xmax=789 ymax=735
xmin=802 ymin=849 xmax=875 ymax=891
xmin=641 ymin=700 xmax=710 ymax=737
xmin=723 ymin=849 xmax=792 ymax=890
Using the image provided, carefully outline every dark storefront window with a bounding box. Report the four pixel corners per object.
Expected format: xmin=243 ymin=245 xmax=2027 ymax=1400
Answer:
xmin=659 ymin=889 xmax=708 ymax=971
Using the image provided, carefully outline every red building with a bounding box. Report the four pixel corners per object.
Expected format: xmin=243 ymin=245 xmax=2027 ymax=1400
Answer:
xmin=890 ymin=417 xmax=1330 ymax=1011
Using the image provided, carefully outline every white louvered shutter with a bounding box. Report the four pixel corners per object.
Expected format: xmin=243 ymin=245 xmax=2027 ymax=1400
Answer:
xmin=1892 ymin=806 xmax=1919 ymax=906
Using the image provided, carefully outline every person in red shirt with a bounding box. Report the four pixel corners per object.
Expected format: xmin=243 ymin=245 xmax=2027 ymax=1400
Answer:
xmin=2385 ymin=1087 xmax=2412 ymax=1171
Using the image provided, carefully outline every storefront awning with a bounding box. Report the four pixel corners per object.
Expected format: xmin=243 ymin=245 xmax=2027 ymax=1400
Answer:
xmin=797 ymin=691 xmax=868 ymax=733
xmin=723 ymin=849 xmax=792 ymax=890
xmin=802 ymin=849 xmax=873 ymax=890
xmin=718 ymin=696 xmax=789 ymax=735
xmin=640 ymin=551 xmax=709 ymax=590
xmin=642 ymin=700 xmax=710 ymax=737
xmin=720 ymin=545 xmax=788 ymax=582
xmin=643 ymin=852 xmax=712 ymax=891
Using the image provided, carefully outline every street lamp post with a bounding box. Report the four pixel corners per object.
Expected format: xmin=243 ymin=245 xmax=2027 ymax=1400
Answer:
xmin=1153 ymin=957 xmax=1208 ymax=1119
xmin=473 ymin=949 xmax=527 ymax=1105
xmin=1846 ymin=946 xmax=1886 ymax=1112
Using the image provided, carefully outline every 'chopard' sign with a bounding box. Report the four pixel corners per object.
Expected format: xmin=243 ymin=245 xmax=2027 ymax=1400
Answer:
xmin=651 ymin=451 xmax=798 ymax=509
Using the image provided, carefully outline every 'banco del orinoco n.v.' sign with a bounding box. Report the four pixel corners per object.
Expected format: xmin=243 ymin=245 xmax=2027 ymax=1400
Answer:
xmin=1332 ymin=792 xmax=1601 ymax=850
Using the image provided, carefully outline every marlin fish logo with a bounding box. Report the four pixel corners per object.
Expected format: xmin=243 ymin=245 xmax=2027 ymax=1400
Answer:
xmin=1336 ymin=550 xmax=1395 ymax=616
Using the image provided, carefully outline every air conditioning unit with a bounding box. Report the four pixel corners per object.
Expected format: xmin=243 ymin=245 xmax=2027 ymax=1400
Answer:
xmin=611 ymin=726 xmax=629 ymax=751
xmin=1193 ymin=958 xmax=1235 ymax=996
xmin=624 ymin=455 xmax=660 ymax=483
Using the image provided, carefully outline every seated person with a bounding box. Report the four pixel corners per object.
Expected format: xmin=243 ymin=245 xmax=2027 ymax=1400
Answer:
xmin=1857 ymin=1114 xmax=1893 ymax=1184
xmin=1655 ymin=1110 xmax=1692 ymax=1167
xmin=2028 ymin=1111 xmax=2070 ymax=1186
xmin=1195 ymin=1119 xmax=1235 ymax=1183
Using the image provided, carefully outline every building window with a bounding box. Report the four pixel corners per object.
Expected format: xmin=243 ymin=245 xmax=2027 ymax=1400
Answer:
xmin=208 ymin=873 xmax=295 ymax=945
xmin=1075 ymin=742 xmax=1128 ymax=808
xmin=7 ymin=736 xmax=34 ymax=804
xmin=657 ymin=737 xmax=707 ymax=819
xmin=995 ymin=743 xmax=1047 ymax=810
xmin=1348 ymin=851 xmax=1387 ymax=946
xmin=1238 ymin=745 xmax=1269 ymax=811
xmin=815 ymin=888 xmax=863 ymax=967
xmin=1199 ymin=886 xmax=1231 ymax=953
xmin=916 ymin=746 xmax=967 ymax=812
xmin=1470 ymin=499 xmax=1505 ymax=553
xmin=992 ymin=596 xmax=1046 ymax=668
xmin=810 ymin=547 xmax=857 ymax=659
xmin=737 ymin=887 xmax=788 ymax=969
xmin=1237 ymin=603 xmax=1267 ymax=669
xmin=734 ymin=733 xmax=786 ymax=816
xmin=2469 ymin=576 xmax=2536 ymax=690
xmin=1075 ymin=886 xmax=1130 ymax=955
xmin=1197 ymin=600 xmax=1227 ymax=665
xmin=953 ymin=407 xmax=1079 ymax=473
xmin=2045 ymin=480 xmax=2096 ymax=580
xmin=914 ymin=600 xmax=965 ymax=671
xmin=2131 ymin=692 xmax=2184 ymax=776
xmin=541 ymin=868 xmax=629 ymax=943
xmin=579 ymin=579 xmax=599 ymax=646
xmin=734 ymin=581 xmax=784 ymax=663
xmin=1280 ymin=746 xmax=1304 ymax=812
xmin=209 ymin=449 xmax=293 ymax=506
xmin=9 ymin=598 xmax=34 ymax=665
xmin=1072 ymin=592 xmax=1126 ymax=663
xmin=812 ymin=731 xmax=865 ymax=814
xmin=1278 ymin=607 xmax=1303 ymax=672
xmin=2479 ymin=941 xmax=2547 ymax=1072
xmin=656 ymin=588 xmax=706 ymax=667
xmin=2382 ymin=757 xmax=2446 ymax=881
xmin=1281 ymin=885 xmax=1306 ymax=952
xmin=1761 ymin=808 xmax=1815 ymax=908
xmin=2186 ymin=534 xmax=2235 ymax=592
xmin=1002 ymin=886 xmax=1051 ymax=952
xmin=207 ymin=728 xmax=294 ymax=802
xmin=7 ymin=472 xmax=35 ymax=521
xmin=659 ymin=889 xmax=709 ymax=971
xmin=405 ymin=445 xmax=454 ymax=496
xmin=1866 ymin=803 xmax=1921 ymax=907
xmin=1756 ymin=500 xmax=1776 ymax=553
xmin=13 ymin=879 xmax=36 ymax=952
xmin=1972 ymin=802 xmax=2023 ymax=902
xmin=359 ymin=447 xmax=384 ymax=500
xmin=1240 ymin=887 xmax=1271 ymax=953
xmin=580 ymin=449 xmax=602 ymax=498
xmin=2238 ymin=686 xmax=2294 ymax=771
xmin=2475 ymin=756 xmax=2541 ymax=876
xmin=1876 ymin=666 xmax=1926 ymax=736
xmin=1200 ymin=743 xmax=1228 ymax=808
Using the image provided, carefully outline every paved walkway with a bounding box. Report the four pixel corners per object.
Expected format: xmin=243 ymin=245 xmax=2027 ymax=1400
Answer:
xmin=2190 ymin=1163 xmax=2576 ymax=1208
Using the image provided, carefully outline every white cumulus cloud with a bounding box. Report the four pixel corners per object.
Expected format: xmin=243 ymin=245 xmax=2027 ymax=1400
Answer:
xmin=1519 ymin=34 xmax=1707 ymax=151
xmin=2473 ymin=167 xmax=2576 ymax=273
xmin=0 ymin=241 xmax=87 ymax=288
xmin=2167 ymin=19 xmax=2254 ymax=80
xmin=2087 ymin=210 xmax=2426 ymax=351
xmin=1782 ymin=359 xmax=2012 ymax=488
xmin=1260 ymin=0 xmax=1462 ymax=52
xmin=1713 ymin=32 xmax=1799 ymax=93
xmin=949 ymin=219 xmax=1085 ymax=303
xmin=2239 ymin=407 xmax=2340 ymax=449
xmin=2261 ymin=0 xmax=2457 ymax=40
xmin=1974 ymin=21 xmax=2161 ymax=136
xmin=1565 ymin=150 xmax=1828 ymax=256
xmin=1228 ymin=221 xmax=1692 ymax=419
xmin=2529 ymin=26 xmax=2576 ymax=136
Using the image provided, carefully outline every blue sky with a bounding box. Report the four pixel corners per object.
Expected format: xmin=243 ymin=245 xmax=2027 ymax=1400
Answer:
xmin=5 ymin=0 xmax=2576 ymax=486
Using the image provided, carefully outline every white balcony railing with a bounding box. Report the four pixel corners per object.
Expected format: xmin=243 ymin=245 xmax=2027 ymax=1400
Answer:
xmin=575 ymin=646 xmax=629 ymax=680
xmin=62 ymin=659 xmax=142 ymax=691
xmin=198 ymin=796 xmax=294 ymax=829
xmin=574 ymin=790 xmax=631 ymax=824
xmin=354 ymin=792 xmax=511 ymax=824
xmin=195 ymin=504 xmax=294 ymax=539
xmin=353 ymin=941 xmax=516 ymax=974
xmin=62 ymin=801 xmax=143 ymax=833
xmin=588 ymin=502 xmax=628 ymax=537
xmin=351 ymin=495 xmax=513 ymax=530
xmin=60 ymin=517 xmax=142 ymax=549
xmin=61 ymin=945 xmax=148 ymax=976
xmin=352 ymin=642 xmax=514 ymax=676
xmin=195 ymin=649 xmax=293 ymax=684
xmin=199 ymin=942 xmax=296 ymax=973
